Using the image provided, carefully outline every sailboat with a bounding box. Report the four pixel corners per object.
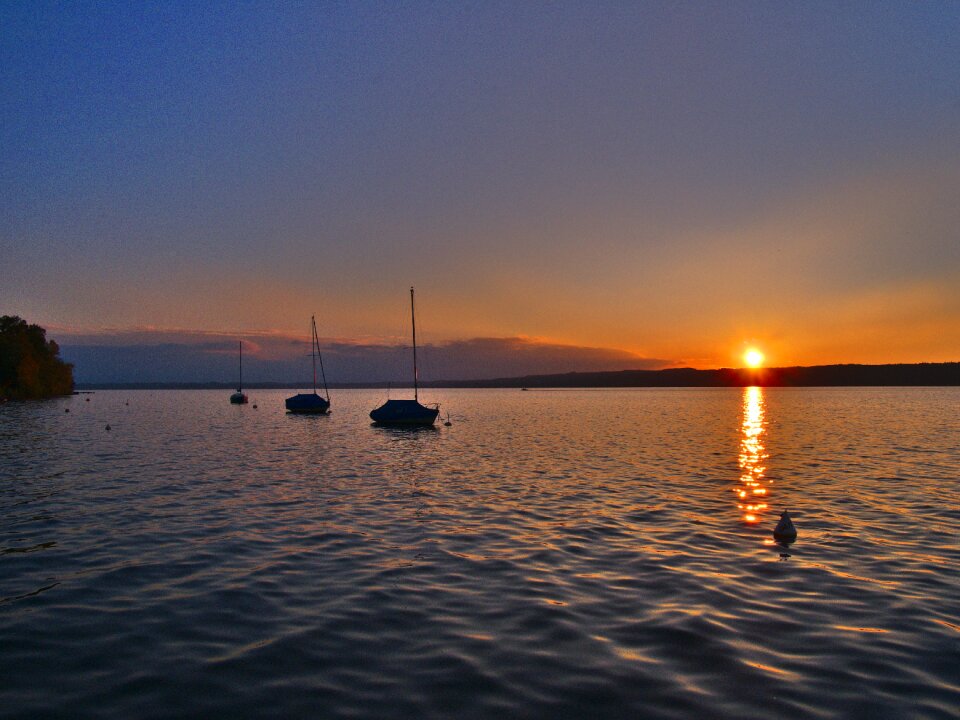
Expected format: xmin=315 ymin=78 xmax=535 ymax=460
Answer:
xmin=285 ymin=316 xmax=331 ymax=414
xmin=370 ymin=287 xmax=440 ymax=426
xmin=230 ymin=341 xmax=248 ymax=404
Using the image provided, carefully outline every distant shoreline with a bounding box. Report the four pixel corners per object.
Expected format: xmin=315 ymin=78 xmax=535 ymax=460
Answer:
xmin=75 ymin=362 xmax=959 ymax=390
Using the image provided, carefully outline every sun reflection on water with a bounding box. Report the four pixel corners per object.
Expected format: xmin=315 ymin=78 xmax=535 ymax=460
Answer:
xmin=737 ymin=386 xmax=769 ymax=525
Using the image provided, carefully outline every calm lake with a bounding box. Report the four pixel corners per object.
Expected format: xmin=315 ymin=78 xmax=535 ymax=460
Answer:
xmin=1 ymin=388 xmax=958 ymax=719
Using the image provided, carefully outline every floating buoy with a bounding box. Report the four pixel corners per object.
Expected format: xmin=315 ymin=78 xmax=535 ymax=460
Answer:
xmin=105 ymin=424 xmax=111 ymax=431
xmin=65 ymin=408 xmax=70 ymax=413
xmin=773 ymin=510 xmax=797 ymax=543
xmin=85 ymin=397 xmax=90 ymax=402
xmin=252 ymin=404 xmax=258 ymax=409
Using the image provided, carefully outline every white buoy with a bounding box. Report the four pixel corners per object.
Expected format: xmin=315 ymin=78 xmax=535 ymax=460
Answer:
xmin=773 ymin=510 xmax=797 ymax=542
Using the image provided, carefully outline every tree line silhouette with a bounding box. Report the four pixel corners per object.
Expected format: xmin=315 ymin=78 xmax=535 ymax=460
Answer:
xmin=436 ymin=363 xmax=960 ymax=388
xmin=0 ymin=316 xmax=74 ymax=400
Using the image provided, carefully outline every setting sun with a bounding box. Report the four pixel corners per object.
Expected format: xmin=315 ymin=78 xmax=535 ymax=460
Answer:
xmin=744 ymin=348 xmax=765 ymax=368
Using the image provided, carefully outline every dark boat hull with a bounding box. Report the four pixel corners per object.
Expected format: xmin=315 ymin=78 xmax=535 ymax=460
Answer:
xmin=285 ymin=393 xmax=330 ymax=414
xmin=230 ymin=392 xmax=248 ymax=404
xmin=370 ymin=399 xmax=439 ymax=426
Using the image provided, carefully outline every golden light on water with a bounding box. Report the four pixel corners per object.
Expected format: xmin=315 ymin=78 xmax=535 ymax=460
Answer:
xmin=737 ymin=386 xmax=769 ymax=526
xmin=744 ymin=348 xmax=765 ymax=368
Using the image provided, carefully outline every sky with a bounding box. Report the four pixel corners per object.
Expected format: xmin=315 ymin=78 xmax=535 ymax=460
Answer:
xmin=3 ymin=1 xmax=959 ymax=382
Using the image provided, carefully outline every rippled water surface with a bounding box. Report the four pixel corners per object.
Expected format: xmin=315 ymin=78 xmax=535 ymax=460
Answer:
xmin=2 ymin=388 xmax=958 ymax=719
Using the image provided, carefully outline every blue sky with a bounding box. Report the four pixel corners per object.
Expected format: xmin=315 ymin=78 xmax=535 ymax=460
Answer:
xmin=3 ymin=1 xmax=959 ymax=381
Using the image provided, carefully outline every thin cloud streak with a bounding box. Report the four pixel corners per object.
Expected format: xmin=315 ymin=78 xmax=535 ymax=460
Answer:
xmin=56 ymin=330 xmax=673 ymax=384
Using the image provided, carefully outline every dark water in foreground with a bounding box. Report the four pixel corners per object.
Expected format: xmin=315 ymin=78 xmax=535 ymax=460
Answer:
xmin=1 ymin=388 xmax=958 ymax=719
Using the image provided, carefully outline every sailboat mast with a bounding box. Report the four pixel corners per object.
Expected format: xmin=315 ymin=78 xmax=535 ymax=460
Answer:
xmin=410 ymin=286 xmax=418 ymax=402
xmin=315 ymin=316 xmax=330 ymax=402
xmin=311 ymin=315 xmax=317 ymax=393
xmin=239 ymin=341 xmax=242 ymax=391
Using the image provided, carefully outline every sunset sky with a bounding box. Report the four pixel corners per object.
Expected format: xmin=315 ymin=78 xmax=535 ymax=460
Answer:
xmin=3 ymin=2 xmax=959 ymax=382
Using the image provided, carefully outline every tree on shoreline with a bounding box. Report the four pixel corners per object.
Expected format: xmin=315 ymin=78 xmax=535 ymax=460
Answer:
xmin=0 ymin=316 xmax=74 ymax=400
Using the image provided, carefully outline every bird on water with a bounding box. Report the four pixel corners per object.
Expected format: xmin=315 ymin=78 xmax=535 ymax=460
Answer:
xmin=773 ymin=510 xmax=797 ymax=542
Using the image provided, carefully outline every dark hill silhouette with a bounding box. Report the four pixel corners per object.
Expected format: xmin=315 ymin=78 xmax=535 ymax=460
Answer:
xmin=73 ymin=362 xmax=959 ymax=390
xmin=432 ymin=363 xmax=960 ymax=388
xmin=0 ymin=316 xmax=74 ymax=400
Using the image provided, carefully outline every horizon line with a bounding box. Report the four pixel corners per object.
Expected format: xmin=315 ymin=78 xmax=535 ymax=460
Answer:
xmin=73 ymin=361 xmax=960 ymax=391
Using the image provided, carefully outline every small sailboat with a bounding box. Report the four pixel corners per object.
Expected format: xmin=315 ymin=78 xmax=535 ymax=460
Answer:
xmin=285 ymin=316 xmax=331 ymax=414
xmin=230 ymin=341 xmax=248 ymax=404
xmin=370 ymin=287 xmax=440 ymax=426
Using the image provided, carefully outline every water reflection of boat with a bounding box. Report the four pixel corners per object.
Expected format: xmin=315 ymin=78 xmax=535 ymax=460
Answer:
xmin=370 ymin=287 xmax=439 ymax=426
xmin=285 ymin=316 xmax=331 ymax=414
xmin=230 ymin=341 xmax=248 ymax=404
xmin=737 ymin=386 xmax=768 ymax=525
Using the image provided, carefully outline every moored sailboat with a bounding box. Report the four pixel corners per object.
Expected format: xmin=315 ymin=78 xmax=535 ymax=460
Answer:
xmin=285 ymin=316 xmax=331 ymax=414
xmin=370 ymin=287 xmax=440 ymax=426
xmin=230 ymin=341 xmax=248 ymax=404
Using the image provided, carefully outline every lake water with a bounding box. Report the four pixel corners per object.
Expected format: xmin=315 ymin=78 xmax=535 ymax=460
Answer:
xmin=1 ymin=388 xmax=958 ymax=719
